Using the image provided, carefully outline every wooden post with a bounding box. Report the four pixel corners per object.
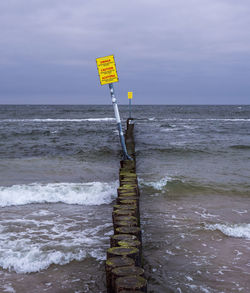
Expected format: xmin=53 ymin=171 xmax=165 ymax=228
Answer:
xmin=105 ymin=118 xmax=147 ymax=293
xmin=105 ymin=257 xmax=135 ymax=293
xmin=115 ymin=275 xmax=147 ymax=292
xmin=112 ymin=266 xmax=144 ymax=292
xmin=110 ymin=234 xmax=138 ymax=248
xmin=107 ymin=247 xmax=140 ymax=266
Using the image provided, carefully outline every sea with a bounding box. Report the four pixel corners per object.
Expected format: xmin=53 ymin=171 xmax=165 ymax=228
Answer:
xmin=0 ymin=104 xmax=249 ymax=293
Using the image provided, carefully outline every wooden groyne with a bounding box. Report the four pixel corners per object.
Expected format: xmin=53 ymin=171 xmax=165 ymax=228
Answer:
xmin=105 ymin=118 xmax=147 ymax=293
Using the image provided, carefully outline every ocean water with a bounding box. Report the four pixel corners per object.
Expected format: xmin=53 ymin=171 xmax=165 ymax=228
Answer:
xmin=0 ymin=105 xmax=250 ymax=292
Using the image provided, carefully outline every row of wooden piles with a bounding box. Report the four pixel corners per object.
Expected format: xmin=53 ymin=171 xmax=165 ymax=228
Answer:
xmin=105 ymin=119 xmax=147 ymax=293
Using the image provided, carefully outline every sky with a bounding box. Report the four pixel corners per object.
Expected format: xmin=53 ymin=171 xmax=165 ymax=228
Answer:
xmin=0 ymin=0 xmax=250 ymax=104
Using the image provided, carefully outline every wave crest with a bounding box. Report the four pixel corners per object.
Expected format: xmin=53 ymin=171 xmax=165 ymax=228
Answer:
xmin=205 ymin=223 xmax=250 ymax=239
xmin=1 ymin=118 xmax=115 ymax=122
xmin=0 ymin=244 xmax=87 ymax=273
xmin=0 ymin=182 xmax=117 ymax=207
xmin=230 ymin=145 xmax=250 ymax=150
xmin=139 ymin=176 xmax=172 ymax=191
xmin=139 ymin=177 xmax=249 ymax=195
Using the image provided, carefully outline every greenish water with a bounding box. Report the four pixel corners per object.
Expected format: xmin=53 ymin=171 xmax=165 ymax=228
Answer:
xmin=0 ymin=105 xmax=249 ymax=292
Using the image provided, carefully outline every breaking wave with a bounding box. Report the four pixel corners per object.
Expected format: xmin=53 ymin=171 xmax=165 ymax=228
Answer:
xmin=0 ymin=118 xmax=115 ymax=122
xmin=0 ymin=182 xmax=118 ymax=207
xmin=162 ymin=118 xmax=250 ymax=122
xmin=139 ymin=176 xmax=172 ymax=191
xmin=139 ymin=177 xmax=249 ymax=195
xmin=0 ymin=220 xmax=112 ymax=273
xmin=205 ymin=223 xmax=250 ymax=239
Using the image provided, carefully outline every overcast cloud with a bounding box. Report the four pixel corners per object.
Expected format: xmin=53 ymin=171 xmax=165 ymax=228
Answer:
xmin=0 ymin=0 xmax=250 ymax=104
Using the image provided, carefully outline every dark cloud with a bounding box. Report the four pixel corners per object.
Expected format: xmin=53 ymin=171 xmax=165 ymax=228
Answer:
xmin=0 ymin=0 xmax=250 ymax=104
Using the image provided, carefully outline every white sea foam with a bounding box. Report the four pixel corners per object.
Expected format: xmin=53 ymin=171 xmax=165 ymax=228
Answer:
xmin=185 ymin=275 xmax=193 ymax=281
xmin=113 ymin=129 xmax=119 ymax=135
xmin=0 ymin=118 xmax=115 ymax=122
xmin=31 ymin=209 xmax=53 ymax=216
xmin=0 ymin=245 xmax=87 ymax=273
xmin=206 ymin=223 xmax=250 ymax=239
xmin=0 ymin=182 xmax=117 ymax=207
xmin=161 ymin=128 xmax=175 ymax=132
xmin=161 ymin=118 xmax=250 ymax=122
xmin=232 ymin=209 xmax=248 ymax=215
xmin=0 ymin=217 xmax=112 ymax=273
xmin=2 ymin=284 xmax=15 ymax=293
xmin=204 ymin=118 xmax=250 ymax=122
xmin=139 ymin=176 xmax=172 ymax=191
xmin=166 ymin=250 xmax=175 ymax=256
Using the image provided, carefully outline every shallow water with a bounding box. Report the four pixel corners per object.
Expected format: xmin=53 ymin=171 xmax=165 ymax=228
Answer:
xmin=0 ymin=203 xmax=113 ymax=292
xmin=0 ymin=104 xmax=249 ymax=292
xmin=141 ymin=192 xmax=250 ymax=293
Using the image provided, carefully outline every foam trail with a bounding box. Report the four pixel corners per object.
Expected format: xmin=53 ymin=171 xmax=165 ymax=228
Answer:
xmin=206 ymin=223 xmax=250 ymax=239
xmin=0 ymin=118 xmax=115 ymax=122
xmin=0 ymin=182 xmax=118 ymax=207
xmin=0 ymin=221 xmax=112 ymax=273
xmin=0 ymin=246 xmax=86 ymax=274
xmin=162 ymin=118 xmax=250 ymax=122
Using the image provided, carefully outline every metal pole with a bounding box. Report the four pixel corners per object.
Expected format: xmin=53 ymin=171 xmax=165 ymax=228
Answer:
xmin=129 ymin=99 xmax=131 ymax=118
xmin=109 ymin=83 xmax=132 ymax=160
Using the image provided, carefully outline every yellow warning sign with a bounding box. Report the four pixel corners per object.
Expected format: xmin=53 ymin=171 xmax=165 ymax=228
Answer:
xmin=128 ymin=92 xmax=133 ymax=99
xmin=96 ymin=55 xmax=119 ymax=85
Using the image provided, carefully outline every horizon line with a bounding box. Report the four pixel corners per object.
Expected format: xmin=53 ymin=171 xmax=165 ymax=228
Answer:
xmin=0 ymin=103 xmax=249 ymax=106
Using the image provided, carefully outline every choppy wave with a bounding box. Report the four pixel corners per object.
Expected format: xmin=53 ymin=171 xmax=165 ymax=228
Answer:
xmin=75 ymin=146 xmax=117 ymax=158
xmin=161 ymin=118 xmax=250 ymax=122
xmin=0 ymin=218 xmax=112 ymax=273
xmin=203 ymin=118 xmax=250 ymax=122
xmin=0 ymin=246 xmax=87 ymax=274
xmin=139 ymin=176 xmax=172 ymax=191
xmin=140 ymin=176 xmax=210 ymax=194
xmin=230 ymin=145 xmax=250 ymax=150
xmin=136 ymin=147 xmax=210 ymax=156
xmin=139 ymin=177 xmax=249 ymax=195
xmin=205 ymin=223 xmax=250 ymax=239
xmin=0 ymin=118 xmax=115 ymax=122
xmin=0 ymin=182 xmax=117 ymax=207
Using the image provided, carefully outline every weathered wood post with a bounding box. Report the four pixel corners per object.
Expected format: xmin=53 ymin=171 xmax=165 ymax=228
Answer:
xmin=105 ymin=118 xmax=147 ymax=293
xmin=106 ymin=257 xmax=135 ymax=293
